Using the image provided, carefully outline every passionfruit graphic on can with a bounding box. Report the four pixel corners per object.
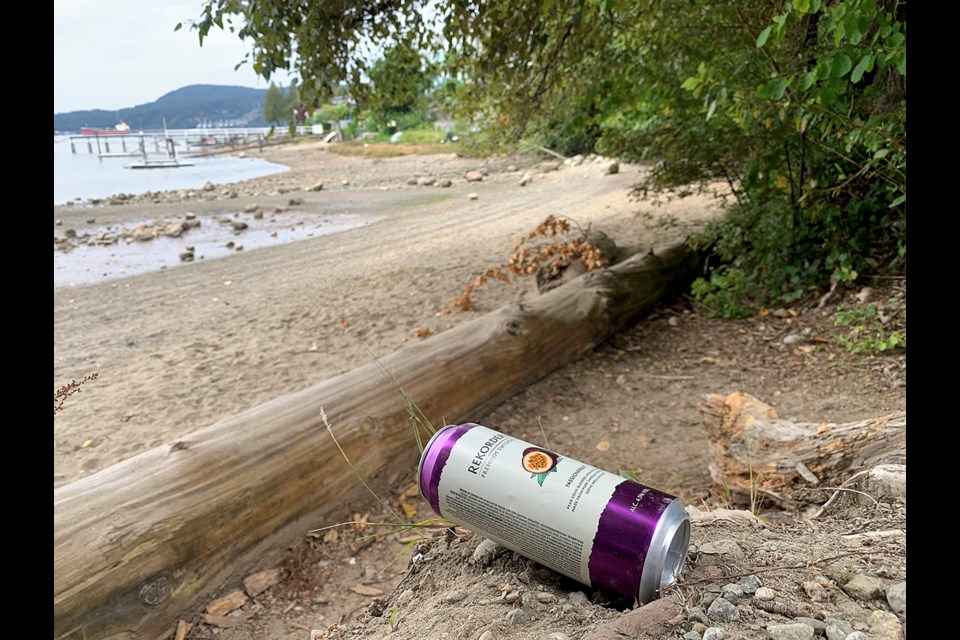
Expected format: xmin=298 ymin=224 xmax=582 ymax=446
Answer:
xmin=521 ymin=447 xmax=560 ymax=486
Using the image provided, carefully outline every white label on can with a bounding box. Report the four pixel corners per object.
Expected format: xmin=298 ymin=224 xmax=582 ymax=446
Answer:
xmin=437 ymin=425 xmax=623 ymax=584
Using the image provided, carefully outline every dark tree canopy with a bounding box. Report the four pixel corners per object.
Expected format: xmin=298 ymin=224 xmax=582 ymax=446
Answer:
xmin=192 ymin=0 xmax=906 ymax=311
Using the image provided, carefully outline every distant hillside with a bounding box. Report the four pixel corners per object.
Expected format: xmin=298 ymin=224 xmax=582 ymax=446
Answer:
xmin=53 ymin=85 xmax=270 ymax=132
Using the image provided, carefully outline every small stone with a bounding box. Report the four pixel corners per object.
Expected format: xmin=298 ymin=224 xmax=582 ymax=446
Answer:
xmin=417 ymin=176 xmax=436 ymax=186
xmin=64 ymin=228 xmax=78 ymax=238
xmin=721 ymin=584 xmax=744 ymax=604
xmin=521 ymin=592 xmax=538 ymax=610
xmin=738 ymin=575 xmax=760 ymax=594
xmin=687 ymin=607 xmax=709 ymax=625
xmin=707 ymin=597 xmax=740 ymax=623
xmin=478 ymin=631 xmax=495 ymax=640
xmin=766 ymin=623 xmax=814 ymax=640
xmin=468 ymin=192 xmax=479 ymax=200
xmin=184 ymin=212 xmax=197 ymax=220
xmin=203 ymin=181 xmax=215 ymax=191
xmin=842 ymin=574 xmax=885 ymax=601
xmin=703 ymin=629 xmax=724 ymax=640
xmin=206 ymin=590 xmax=247 ymax=616
xmin=885 ymin=581 xmax=905 ymax=615
xmin=606 ymin=161 xmax=619 ymax=174
xmin=472 ymin=538 xmax=499 ymax=564
xmin=396 ymin=589 xmax=415 ymax=606
xmin=86 ymin=218 xmax=96 ymax=224
xmin=407 ymin=177 xmax=419 ymax=185
xmin=699 ymin=540 xmax=745 ymax=561
xmin=537 ymin=592 xmax=556 ymax=604
xmin=540 ymin=161 xmax=560 ymax=172
xmin=683 ymin=632 xmax=702 ymax=640
xmin=844 ymin=633 xmax=869 ymax=640
xmin=701 ymin=593 xmax=718 ymax=608
xmin=231 ymin=221 xmax=248 ymax=231
xmin=868 ymin=610 xmax=901 ymax=640
xmin=308 ymin=182 xmax=324 ymax=191
xmin=253 ymin=210 xmax=264 ymax=219
xmin=179 ymin=250 xmax=195 ymax=262
xmin=442 ymin=589 xmax=467 ymax=604
xmin=505 ymin=608 xmax=523 ymax=625
xmin=519 ymin=174 xmax=531 ymax=186
xmin=243 ymin=568 xmax=281 ymax=597
xmin=802 ymin=580 xmax=830 ymax=603
xmin=783 ymin=334 xmax=805 ymax=344
xmin=754 ymin=587 xmax=776 ymax=601
xmin=56 ymin=219 xmax=63 ymax=225
xmin=465 ymin=171 xmax=484 ymax=182
xmin=548 ymin=634 xmax=570 ymax=640
xmin=288 ymin=197 xmax=304 ymax=206
xmin=243 ymin=203 xmax=259 ymax=213
xmin=824 ymin=620 xmax=853 ymax=640
xmin=794 ymin=617 xmax=827 ymax=635
xmin=439 ymin=179 xmax=452 ymax=187
xmin=568 ymin=591 xmax=588 ymax=606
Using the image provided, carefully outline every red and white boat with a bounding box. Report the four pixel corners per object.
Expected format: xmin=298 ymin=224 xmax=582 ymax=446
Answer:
xmin=81 ymin=122 xmax=132 ymax=136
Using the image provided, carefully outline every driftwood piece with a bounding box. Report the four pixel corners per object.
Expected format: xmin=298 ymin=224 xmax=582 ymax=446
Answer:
xmin=699 ymin=392 xmax=906 ymax=508
xmin=54 ymin=242 xmax=702 ymax=640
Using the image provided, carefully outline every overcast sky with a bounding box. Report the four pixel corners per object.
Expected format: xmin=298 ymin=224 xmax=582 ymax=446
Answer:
xmin=54 ymin=0 xmax=294 ymax=113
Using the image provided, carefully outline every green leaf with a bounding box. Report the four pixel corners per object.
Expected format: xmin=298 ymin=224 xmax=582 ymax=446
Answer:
xmin=174 ymin=22 xmax=183 ymax=32
xmin=798 ymin=70 xmax=817 ymax=91
xmin=831 ymin=53 xmax=853 ymax=78
xmin=851 ymin=54 xmax=872 ymax=83
xmin=756 ymin=26 xmax=772 ymax=48
xmin=681 ymin=76 xmax=701 ymax=91
xmin=758 ymin=77 xmax=787 ymax=100
xmin=873 ymin=148 xmax=889 ymax=159
xmin=898 ymin=51 xmax=906 ymax=76
xmin=793 ymin=0 xmax=811 ymax=14
xmin=706 ymin=98 xmax=718 ymax=120
xmin=890 ymin=194 xmax=906 ymax=207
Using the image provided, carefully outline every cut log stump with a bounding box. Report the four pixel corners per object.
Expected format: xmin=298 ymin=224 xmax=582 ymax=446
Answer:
xmin=699 ymin=392 xmax=906 ymax=509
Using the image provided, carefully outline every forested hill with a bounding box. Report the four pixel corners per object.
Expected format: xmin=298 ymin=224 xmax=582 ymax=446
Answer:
xmin=54 ymin=85 xmax=268 ymax=132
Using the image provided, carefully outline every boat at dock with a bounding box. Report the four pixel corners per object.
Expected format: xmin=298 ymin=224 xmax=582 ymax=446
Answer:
xmin=81 ymin=122 xmax=132 ymax=136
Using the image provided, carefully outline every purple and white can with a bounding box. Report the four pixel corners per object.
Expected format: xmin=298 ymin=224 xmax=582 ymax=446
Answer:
xmin=418 ymin=423 xmax=690 ymax=603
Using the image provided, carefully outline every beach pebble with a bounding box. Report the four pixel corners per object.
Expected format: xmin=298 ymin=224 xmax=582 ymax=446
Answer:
xmin=505 ymin=608 xmax=523 ymax=625
xmin=754 ymin=587 xmax=776 ymax=601
xmin=802 ymin=580 xmax=830 ymax=603
xmin=203 ymin=181 xmax=215 ymax=191
xmin=606 ymin=161 xmax=619 ymax=174
xmin=243 ymin=568 xmax=281 ymax=597
xmin=682 ymin=632 xmax=702 ymax=640
xmin=707 ymin=597 xmax=739 ymax=623
xmin=243 ymin=203 xmax=260 ymax=213
xmin=407 ymin=177 xmax=419 ymax=185
xmin=794 ymin=617 xmax=826 ymax=635
xmin=843 ymin=633 xmax=869 ymax=640
xmin=442 ymin=589 xmax=467 ymax=604
xmin=568 ymin=591 xmax=588 ymax=606
xmin=341 ymin=179 xmax=349 ymax=186
xmin=179 ymin=249 xmax=195 ymax=262
xmin=288 ymin=197 xmax=304 ymax=206
xmin=766 ymin=623 xmax=814 ymax=640
xmin=439 ymin=179 xmax=452 ymax=187
xmin=548 ymin=634 xmax=570 ymax=640
xmin=737 ymin=575 xmax=760 ymax=594
xmin=468 ymin=192 xmax=479 ymax=200
xmin=537 ymin=593 xmax=556 ymax=604
xmin=417 ymin=176 xmax=436 ymax=186
xmin=520 ymin=174 xmax=531 ymax=186
xmin=702 ymin=629 xmax=724 ymax=640
xmin=868 ymin=610 xmax=902 ymax=639
xmin=472 ymin=538 xmax=499 ymax=565
xmin=687 ymin=607 xmax=709 ymax=625
xmin=231 ymin=221 xmax=248 ymax=231
xmin=885 ymin=581 xmax=905 ymax=614
xmin=721 ymin=584 xmax=744 ymax=604
xmin=65 ymin=228 xmax=77 ymax=238
xmin=842 ymin=574 xmax=885 ymax=601
xmin=307 ymin=182 xmax=324 ymax=191
xmin=56 ymin=219 xmax=63 ymax=225
xmin=825 ymin=620 xmax=854 ymax=640
xmin=478 ymin=631 xmax=495 ymax=640
xmin=465 ymin=171 xmax=484 ymax=182
xmin=540 ymin=161 xmax=560 ymax=172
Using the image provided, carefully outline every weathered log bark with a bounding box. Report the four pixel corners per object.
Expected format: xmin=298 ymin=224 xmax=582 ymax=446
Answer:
xmin=699 ymin=392 xmax=906 ymax=508
xmin=54 ymin=242 xmax=703 ymax=640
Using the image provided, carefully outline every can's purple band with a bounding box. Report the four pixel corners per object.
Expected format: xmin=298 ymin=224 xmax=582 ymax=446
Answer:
xmin=419 ymin=423 xmax=477 ymax=515
xmin=588 ymin=481 xmax=675 ymax=600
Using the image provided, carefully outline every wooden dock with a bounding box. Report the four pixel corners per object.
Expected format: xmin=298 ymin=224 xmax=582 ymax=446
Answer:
xmin=66 ymin=126 xmax=318 ymax=159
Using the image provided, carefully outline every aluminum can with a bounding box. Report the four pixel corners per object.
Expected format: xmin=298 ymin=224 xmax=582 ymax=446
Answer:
xmin=418 ymin=423 xmax=690 ymax=603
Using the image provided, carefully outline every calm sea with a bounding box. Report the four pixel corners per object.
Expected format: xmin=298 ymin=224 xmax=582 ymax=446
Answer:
xmin=53 ymin=136 xmax=289 ymax=205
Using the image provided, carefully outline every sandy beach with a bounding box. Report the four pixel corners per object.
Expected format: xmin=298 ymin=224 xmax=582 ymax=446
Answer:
xmin=54 ymin=141 xmax=721 ymax=489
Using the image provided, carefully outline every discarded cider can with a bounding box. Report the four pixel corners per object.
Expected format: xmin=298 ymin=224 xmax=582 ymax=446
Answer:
xmin=418 ymin=423 xmax=690 ymax=603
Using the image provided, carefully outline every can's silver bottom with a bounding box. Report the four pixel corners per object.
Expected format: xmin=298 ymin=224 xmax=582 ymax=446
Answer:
xmin=638 ymin=498 xmax=690 ymax=603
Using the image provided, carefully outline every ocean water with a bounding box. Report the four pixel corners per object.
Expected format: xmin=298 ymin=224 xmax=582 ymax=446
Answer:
xmin=53 ymin=136 xmax=289 ymax=205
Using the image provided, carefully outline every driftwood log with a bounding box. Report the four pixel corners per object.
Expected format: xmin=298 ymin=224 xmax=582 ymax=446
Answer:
xmin=54 ymin=242 xmax=702 ymax=640
xmin=699 ymin=392 xmax=906 ymax=509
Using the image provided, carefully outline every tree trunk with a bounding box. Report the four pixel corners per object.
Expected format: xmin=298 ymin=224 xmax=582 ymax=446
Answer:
xmin=699 ymin=392 xmax=906 ymax=509
xmin=54 ymin=241 xmax=702 ymax=640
